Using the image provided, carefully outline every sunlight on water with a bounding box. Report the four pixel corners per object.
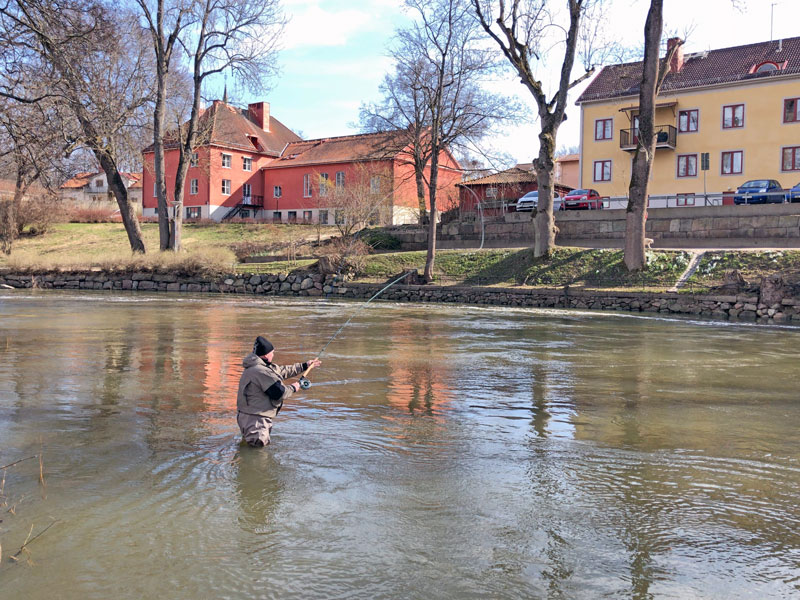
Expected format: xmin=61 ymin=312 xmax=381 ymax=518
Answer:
xmin=0 ymin=291 xmax=799 ymax=599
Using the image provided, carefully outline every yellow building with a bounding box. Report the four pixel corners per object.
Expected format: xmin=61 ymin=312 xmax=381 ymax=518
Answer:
xmin=576 ymin=37 xmax=800 ymax=205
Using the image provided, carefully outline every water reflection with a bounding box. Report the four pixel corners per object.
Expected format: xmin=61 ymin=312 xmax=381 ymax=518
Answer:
xmin=1 ymin=293 xmax=799 ymax=599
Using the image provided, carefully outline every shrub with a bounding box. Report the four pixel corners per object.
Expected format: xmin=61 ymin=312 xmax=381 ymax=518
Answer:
xmin=358 ymin=228 xmax=403 ymax=251
xmin=17 ymin=195 xmax=61 ymax=235
xmin=316 ymin=237 xmax=371 ymax=275
xmin=65 ymin=206 xmax=119 ymax=223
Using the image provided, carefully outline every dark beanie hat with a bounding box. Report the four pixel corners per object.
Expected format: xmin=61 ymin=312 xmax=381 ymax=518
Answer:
xmin=253 ymin=336 xmax=274 ymax=356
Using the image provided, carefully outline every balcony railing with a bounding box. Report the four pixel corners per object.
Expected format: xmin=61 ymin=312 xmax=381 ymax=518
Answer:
xmin=240 ymin=195 xmax=264 ymax=207
xmin=620 ymin=124 xmax=677 ymax=151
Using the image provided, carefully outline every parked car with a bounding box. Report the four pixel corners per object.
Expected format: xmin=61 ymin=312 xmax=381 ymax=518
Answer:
xmin=788 ymin=182 xmax=800 ymax=202
xmin=563 ymin=189 xmax=603 ymax=210
xmin=515 ymin=190 xmax=563 ymax=212
xmin=733 ymin=179 xmax=786 ymax=204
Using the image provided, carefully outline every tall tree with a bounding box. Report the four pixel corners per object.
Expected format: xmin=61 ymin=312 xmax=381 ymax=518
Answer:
xmin=372 ymin=0 xmax=510 ymax=282
xmin=624 ymin=1 xmax=682 ymax=271
xmin=135 ymin=0 xmax=192 ymax=251
xmin=165 ymin=0 xmax=285 ymax=251
xmin=0 ymin=0 xmax=152 ymax=253
xmin=473 ymin=0 xmax=598 ymax=257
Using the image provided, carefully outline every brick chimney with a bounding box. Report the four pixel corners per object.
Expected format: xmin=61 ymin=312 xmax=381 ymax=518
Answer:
xmin=248 ymin=102 xmax=270 ymax=132
xmin=667 ymin=37 xmax=684 ymax=73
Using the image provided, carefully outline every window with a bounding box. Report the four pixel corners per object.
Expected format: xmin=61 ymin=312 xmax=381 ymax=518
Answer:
xmin=190 ymin=152 xmax=198 ymax=167
xmin=303 ymin=210 xmax=312 ymax=223
xmin=273 ymin=211 xmax=281 ymax=222
xmin=287 ymin=210 xmax=297 ymax=222
xmin=784 ymin=98 xmax=800 ymax=123
xmin=153 ymin=183 xmax=157 ymax=197
xmin=782 ymin=147 xmax=800 ymax=171
xmin=190 ymin=179 xmax=198 ymax=195
xmin=242 ymin=156 xmax=252 ymax=171
xmin=722 ymin=104 xmax=744 ymax=128
xmin=678 ymin=109 xmax=698 ymax=133
xmin=273 ymin=185 xmax=282 ymax=198
xmin=370 ymin=176 xmax=381 ymax=194
xmin=221 ymin=179 xmax=231 ymax=194
xmin=486 ymin=187 xmax=497 ymax=199
xmin=335 ymin=171 xmax=345 ymax=188
xmin=721 ymin=151 xmax=743 ymax=175
xmin=755 ymin=62 xmax=779 ymax=73
xmin=221 ymin=153 xmax=232 ymax=168
xmin=243 ymin=183 xmax=251 ymax=201
xmin=334 ymin=209 xmax=345 ymax=224
xmin=303 ymin=174 xmax=312 ymax=197
xmin=240 ymin=210 xmax=250 ymax=219
xmin=186 ymin=206 xmax=201 ymax=219
xmin=594 ymin=118 xmax=612 ymax=140
xmin=676 ymin=193 xmax=696 ymax=206
xmin=677 ymin=154 xmax=698 ymax=178
xmin=593 ymin=160 xmax=611 ymax=182
xmin=94 ymin=178 xmax=103 ymax=188
xmin=319 ymin=173 xmax=329 ymax=197
xmin=319 ymin=209 xmax=329 ymax=224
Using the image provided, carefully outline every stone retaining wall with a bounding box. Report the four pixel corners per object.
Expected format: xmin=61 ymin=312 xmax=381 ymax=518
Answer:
xmin=386 ymin=203 xmax=800 ymax=248
xmin=2 ymin=270 xmax=798 ymax=324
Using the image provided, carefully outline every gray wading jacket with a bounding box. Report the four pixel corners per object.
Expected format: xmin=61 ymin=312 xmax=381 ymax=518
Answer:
xmin=236 ymin=353 xmax=308 ymax=418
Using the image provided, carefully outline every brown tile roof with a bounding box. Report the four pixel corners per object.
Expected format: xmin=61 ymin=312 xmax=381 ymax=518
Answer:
xmin=266 ymin=130 xmax=412 ymax=169
xmin=458 ymin=167 xmax=572 ymax=192
xmin=143 ymin=101 xmax=301 ymax=156
xmin=556 ymin=153 xmax=579 ymax=162
xmin=577 ymin=36 xmax=800 ymax=103
xmin=60 ymin=172 xmax=95 ymax=189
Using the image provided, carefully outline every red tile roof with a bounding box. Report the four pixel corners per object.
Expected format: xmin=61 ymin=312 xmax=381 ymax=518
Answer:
xmin=60 ymin=171 xmax=141 ymax=189
xmin=577 ymin=36 xmax=800 ymax=103
xmin=266 ymin=130 xmax=412 ymax=169
xmin=143 ymin=101 xmax=301 ymax=156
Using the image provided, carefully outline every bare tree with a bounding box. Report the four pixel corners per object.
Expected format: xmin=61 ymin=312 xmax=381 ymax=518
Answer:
xmin=372 ymin=0 xmax=510 ymax=283
xmin=473 ymin=0 xmax=599 ymax=257
xmin=624 ymin=0 xmax=682 ymax=271
xmin=135 ymin=0 xmax=193 ymax=251
xmin=0 ymin=0 xmax=152 ymax=253
xmin=325 ymin=164 xmax=394 ymax=238
xmin=164 ymin=0 xmax=285 ymax=251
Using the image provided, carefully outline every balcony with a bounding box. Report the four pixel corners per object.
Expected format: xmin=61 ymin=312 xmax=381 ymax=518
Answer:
xmin=620 ymin=124 xmax=677 ymax=151
xmin=240 ymin=194 xmax=264 ymax=207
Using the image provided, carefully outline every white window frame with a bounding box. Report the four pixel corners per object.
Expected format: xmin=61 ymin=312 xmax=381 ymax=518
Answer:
xmin=190 ymin=179 xmax=198 ymax=195
xmin=273 ymin=185 xmax=282 ymax=198
xmin=242 ymin=183 xmax=251 ymax=199
xmin=370 ymin=175 xmax=381 ymax=194
xmin=303 ymin=174 xmax=312 ymax=197
xmin=319 ymin=173 xmax=329 ymax=197
xmin=242 ymin=156 xmax=252 ymax=172
xmin=221 ymin=179 xmax=231 ymax=195
xmin=153 ymin=182 xmax=157 ymax=197
xmin=221 ymin=153 xmax=232 ymax=168
xmin=190 ymin=152 xmax=198 ymax=167
xmin=335 ymin=171 xmax=345 ymax=188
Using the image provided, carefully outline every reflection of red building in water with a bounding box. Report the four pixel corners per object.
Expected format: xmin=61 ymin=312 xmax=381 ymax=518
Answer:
xmin=142 ymin=98 xmax=462 ymax=225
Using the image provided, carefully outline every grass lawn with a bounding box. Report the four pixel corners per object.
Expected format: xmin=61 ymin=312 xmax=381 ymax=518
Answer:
xmin=688 ymin=250 xmax=800 ymax=287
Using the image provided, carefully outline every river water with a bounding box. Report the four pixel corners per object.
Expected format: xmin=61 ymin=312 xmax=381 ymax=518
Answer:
xmin=0 ymin=291 xmax=798 ymax=599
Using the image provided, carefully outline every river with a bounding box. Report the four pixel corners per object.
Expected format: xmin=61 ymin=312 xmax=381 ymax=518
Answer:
xmin=0 ymin=291 xmax=798 ymax=599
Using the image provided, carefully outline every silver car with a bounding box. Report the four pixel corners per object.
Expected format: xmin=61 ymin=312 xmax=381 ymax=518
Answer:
xmin=515 ymin=191 xmax=563 ymax=212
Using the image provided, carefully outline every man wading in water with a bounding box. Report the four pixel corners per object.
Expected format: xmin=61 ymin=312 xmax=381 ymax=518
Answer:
xmin=236 ymin=336 xmax=321 ymax=447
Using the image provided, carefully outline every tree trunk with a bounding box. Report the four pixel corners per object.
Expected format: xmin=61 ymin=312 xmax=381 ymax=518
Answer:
xmin=423 ymin=151 xmax=439 ymax=282
xmin=415 ymin=163 xmax=427 ymax=224
xmin=99 ymin=154 xmax=146 ymax=253
xmin=624 ymin=0 xmax=664 ymax=271
xmin=153 ymin=73 xmax=170 ymax=250
xmin=533 ymin=125 xmax=558 ymax=257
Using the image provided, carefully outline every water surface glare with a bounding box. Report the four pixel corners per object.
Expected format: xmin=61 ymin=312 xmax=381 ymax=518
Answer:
xmin=1 ymin=291 xmax=799 ymax=599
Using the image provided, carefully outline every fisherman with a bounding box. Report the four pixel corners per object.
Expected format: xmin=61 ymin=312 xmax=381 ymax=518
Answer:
xmin=236 ymin=335 xmax=321 ymax=447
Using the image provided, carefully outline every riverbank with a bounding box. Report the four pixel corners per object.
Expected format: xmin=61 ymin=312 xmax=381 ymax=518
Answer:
xmin=2 ymin=268 xmax=798 ymax=324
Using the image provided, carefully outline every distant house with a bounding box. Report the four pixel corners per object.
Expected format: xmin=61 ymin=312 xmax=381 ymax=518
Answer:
xmin=555 ymin=154 xmax=579 ymax=189
xmin=458 ymin=164 xmax=572 ymax=214
xmin=59 ymin=171 xmax=142 ymax=210
xmin=576 ymin=36 xmax=800 ymax=203
xmin=141 ymin=99 xmax=462 ymax=225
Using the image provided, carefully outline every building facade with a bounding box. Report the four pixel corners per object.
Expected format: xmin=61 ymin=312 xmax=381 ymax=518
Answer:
xmin=576 ymin=36 xmax=800 ymax=206
xmin=60 ymin=171 xmax=142 ymax=210
xmin=458 ymin=165 xmax=573 ymax=215
xmin=142 ymin=100 xmax=462 ymax=225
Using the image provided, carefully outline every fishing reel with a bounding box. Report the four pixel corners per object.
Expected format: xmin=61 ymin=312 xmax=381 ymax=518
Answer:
xmin=298 ymin=376 xmax=311 ymax=390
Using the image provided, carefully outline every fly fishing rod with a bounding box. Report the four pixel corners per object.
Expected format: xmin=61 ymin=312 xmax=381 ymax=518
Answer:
xmin=296 ymin=270 xmax=414 ymax=390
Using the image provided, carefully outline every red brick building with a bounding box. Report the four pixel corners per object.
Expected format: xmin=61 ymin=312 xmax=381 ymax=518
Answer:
xmin=142 ymin=99 xmax=462 ymax=224
xmin=458 ymin=164 xmax=572 ymax=215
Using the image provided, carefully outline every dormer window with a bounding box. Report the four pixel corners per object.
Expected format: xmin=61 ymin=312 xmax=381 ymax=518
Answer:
xmin=750 ymin=61 xmax=786 ymax=74
xmin=248 ymin=135 xmax=260 ymax=150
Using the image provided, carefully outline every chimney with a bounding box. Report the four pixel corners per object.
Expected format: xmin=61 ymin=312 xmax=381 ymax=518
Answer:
xmin=667 ymin=37 xmax=684 ymax=73
xmin=248 ymin=102 xmax=270 ymax=132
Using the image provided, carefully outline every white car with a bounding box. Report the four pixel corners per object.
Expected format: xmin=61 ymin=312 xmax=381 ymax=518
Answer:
xmin=515 ymin=191 xmax=563 ymax=212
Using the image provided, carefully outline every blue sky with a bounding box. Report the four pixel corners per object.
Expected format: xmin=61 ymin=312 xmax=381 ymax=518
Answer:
xmin=210 ymin=0 xmax=800 ymax=168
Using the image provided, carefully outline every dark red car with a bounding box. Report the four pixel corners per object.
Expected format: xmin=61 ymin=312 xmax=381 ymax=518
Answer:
xmin=563 ymin=188 xmax=604 ymax=210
